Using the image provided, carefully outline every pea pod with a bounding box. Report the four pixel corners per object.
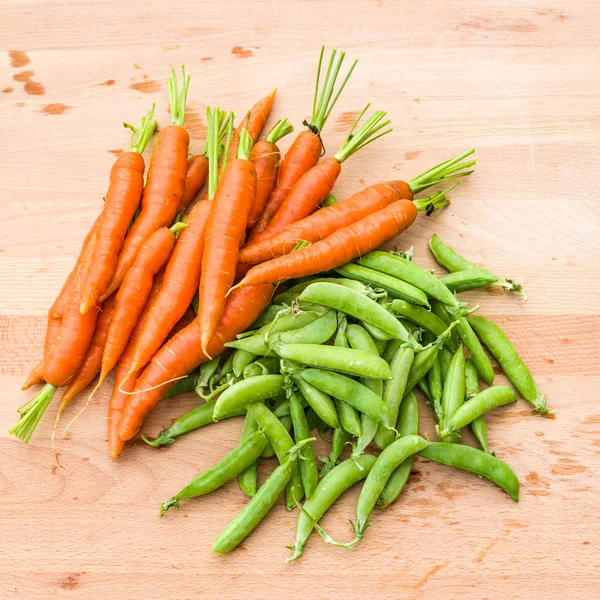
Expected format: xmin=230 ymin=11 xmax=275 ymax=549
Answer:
xmin=382 ymin=339 xmax=403 ymax=363
xmin=426 ymin=355 xmax=443 ymax=420
xmin=320 ymin=427 xmax=351 ymax=476
xmin=213 ymin=439 xmax=312 ymax=554
xmin=160 ymin=431 xmax=267 ymax=514
xmin=361 ymin=320 xmax=393 ymax=341
xmin=469 ymin=315 xmax=549 ymax=414
xmin=290 ymin=391 xmax=318 ymax=499
xmin=465 ymin=359 xmax=488 ymax=452
xmin=336 ymin=263 xmax=429 ymax=307
xmin=162 ymin=370 xmax=199 ymax=399
xmin=439 ymin=345 xmax=466 ymax=443
xmin=272 ymin=343 xmax=392 ymax=380
xmin=418 ymin=442 xmax=519 ymax=501
xmin=298 ymin=282 xmax=418 ymax=348
xmin=250 ymin=303 xmax=285 ymax=329
xmin=287 ymin=454 xmax=378 ymax=562
xmin=268 ymin=309 xmax=337 ymax=347
xmin=213 ymin=375 xmax=285 ymax=421
xmin=438 ymin=386 xmax=516 ymax=440
xmin=378 ymin=391 xmax=419 ymax=508
xmin=238 ymin=414 xmax=260 ymax=497
xmin=299 ymin=369 xmax=391 ymax=427
xmin=293 ymin=375 xmax=339 ymax=429
xmin=438 ymin=346 xmax=452 ymax=382
xmin=232 ymin=349 xmax=257 ymax=377
xmin=404 ymin=344 xmax=440 ymax=395
xmin=197 ymin=358 xmax=220 ymax=388
xmin=440 ymin=268 xmax=498 ymax=294
xmin=243 ymin=356 xmax=280 ymax=379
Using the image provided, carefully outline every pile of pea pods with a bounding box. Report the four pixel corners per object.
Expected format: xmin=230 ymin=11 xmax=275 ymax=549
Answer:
xmin=146 ymin=234 xmax=549 ymax=559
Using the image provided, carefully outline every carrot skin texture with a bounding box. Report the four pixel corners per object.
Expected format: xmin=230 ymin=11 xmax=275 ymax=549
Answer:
xmin=59 ymin=294 xmax=118 ymax=409
xmin=80 ymin=152 xmax=145 ymax=313
xmin=129 ymin=200 xmax=211 ymax=374
xmin=102 ymin=227 xmax=176 ymax=380
xmin=198 ymin=158 xmax=257 ymax=351
xmin=108 ymin=271 xmax=164 ymax=459
xmin=257 ymin=157 xmax=341 ymax=240
xmin=248 ymin=140 xmax=281 ymax=228
xmin=22 ymin=360 xmax=45 ymax=390
xmin=102 ymin=125 xmax=189 ymax=300
xmin=249 ymin=130 xmax=322 ymax=241
xmin=118 ymin=284 xmax=273 ymax=441
xmin=240 ymin=181 xmax=413 ymax=264
xmin=239 ymin=199 xmax=418 ymax=286
xmin=179 ymin=154 xmax=209 ymax=211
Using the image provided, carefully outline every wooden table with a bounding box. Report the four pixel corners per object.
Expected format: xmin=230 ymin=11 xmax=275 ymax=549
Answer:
xmin=2 ymin=1 xmax=599 ymax=598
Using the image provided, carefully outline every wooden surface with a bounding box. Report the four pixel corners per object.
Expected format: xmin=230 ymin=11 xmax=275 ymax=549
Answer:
xmin=1 ymin=1 xmax=599 ymax=598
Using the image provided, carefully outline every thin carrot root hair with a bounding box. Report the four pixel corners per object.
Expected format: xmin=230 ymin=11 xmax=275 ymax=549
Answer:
xmin=118 ymin=374 xmax=189 ymax=396
xmin=61 ymin=377 xmax=104 ymax=439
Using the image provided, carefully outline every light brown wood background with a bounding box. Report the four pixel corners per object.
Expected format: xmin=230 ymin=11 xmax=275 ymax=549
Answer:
xmin=1 ymin=1 xmax=599 ymax=598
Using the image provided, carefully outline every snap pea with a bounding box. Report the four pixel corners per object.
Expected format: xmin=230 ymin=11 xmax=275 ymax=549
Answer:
xmin=438 ymin=386 xmax=516 ymax=439
xmin=404 ymin=344 xmax=440 ymax=395
xmin=232 ymin=349 xmax=257 ymax=377
xmin=378 ymin=391 xmax=419 ymax=508
xmin=374 ymin=338 xmax=388 ymax=356
xmin=440 ymin=268 xmax=498 ymax=294
xmin=439 ymin=345 xmax=466 ymax=443
xmin=162 ymin=370 xmax=199 ymax=399
xmin=417 ymin=378 xmax=433 ymax=403
xmin=274 ymin=277 xmax=384 ymax=305
xmin=305 ymin=407 xmax=321 ymax=430
xmin=272 ymin=343 xmax=391 ymax=380
xmin=198 ymin=358 xmax=220 ymax=388
xmin=336 ymin=263 xmax=429 ymax=307
xmin=160 ymin=430 xmax=267 ymax=514
xmin=213 ymin=439 xmax=312 ymax=554
xmin=465 ymin=359 xmax=488 ymax=452
xmin=250 ymin=303 xmax=285 ymax=329
xmin=334 ymin=312 xmax=349 ymax=348
xmin=293 ymin=375 xmax=339 ymax=429
xmin=243 ymin=356 xmax=280 ymax=379
xmin=279 ymin=414 xmax=293 ymax=433
xmin=219 ymin=352 xmax=235 ymax=378
xmin=375 ymin=346 xmax=414 ymax=449
xmin=469 ymin=315 xmax=549 ymax=414
xmin=361 ymin=320 xmax=393 ymax=341
xmin=299 ymin=369 xmax=391 ymax=427
xmin=273 ymin=399 xmax=291 ymax=417
xmin=382 ymin=339 xmax=403 ymax=363
xmin=418 ymin=442 xmax=519 ymax=501
xmin=238 ymin=414 xmax=260 ymax=497
xmin=290 ymin=391 xmax=318 ymax=499
xmin=426 ymin=355 xmax=443 ymax=420
xmin=298 ymin=282 xmax=418 ymax=348
xmin=438 ymin=346 xmax=452 ymax=382
xmin=320 ymin=427 xmax=351 ymax=476
xmin=213 ymin=375 xmax=285 ymax=421
xmin=246 ymin=402 xmax=304 ymax=510
xmin=359 ymin=251 xmax=462 ymax=310
xmin=352 ymin=435 xmax=429 ymax=542
xmin=287 ymin=454 xmax=378 ymax=561
xmin=268 ymin=309 xmax=337 ymax=347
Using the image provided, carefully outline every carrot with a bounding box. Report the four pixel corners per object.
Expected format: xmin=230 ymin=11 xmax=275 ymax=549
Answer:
xmin=249 ymin=47 xmax=357 ymax=241
xmin=235 ymin=200 xmax=426 ymax=287
xmin=198 ymin=123 xmax=257 ymax=354
xmin=79 ymin=106 xmax=157 ymax=313
xmin=227 ymin=88 xmax=277 ymax=161
xmin=257 ymin=106 xmax=392 ymax=240
xmin=179 ymin=154 xmax=209 ymax=211
xmin=247 ymin=119 xmax=294 ymax=228
xmin=22 ymin=361 xmax=45 ymax=391
xmin=118 ymin=283 xmax=273 ymax=441
xmin=101 ymin=67 xmax=191 ymax=301
xmin=108 ymin=271 xmax=165 ymax=459
xmin=239 ymin=150 xmax=476 ymax=264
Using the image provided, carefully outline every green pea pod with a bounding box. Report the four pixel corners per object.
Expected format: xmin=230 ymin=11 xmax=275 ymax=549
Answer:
xmin=336 ymin=263 xmax=429 ymax=307
xmin=243 ymin=356 xmax=280 ymax=379
xmin=333 ymin=312 xmax=349 ymax=348
xmin=272 ymin=343 xmax=391 ymax=380
xmin=450 ymin=314 xmax=495 ymax=385
xmin=213 ymin=440 xmax=311 ymax=554
xmin=418 ymin=442 xmax=519 ymax=501
xmin=268 ymin=309 xmax=337 ymax=346
xmin=305 ymin=407 xmax=321 ymax=430
xmin=162 ymin=370 xmax=199 ymax=399
xmin=298 ymin=282 xmax=418 ymax=348
xmin=160 ymin=430 xmax=267 ymax=514
xmin=197 ymin=358 xmax=220 ymax=388
xmin=378 ymin=391 xmax=419 ymax=508
xmin=404 ymin=344 xmax=439 ymax=395
xmin=251 ymin=304 xmax=285 ymax=329
xmin=440 ymin=345 xmax=466 ymax=443
xmin=219 ymin=352 xmax=235 ymax=378
xmin=375 ymin=347 xmax=414 ymax=449
xmin=353 ymin=435 xmax=429 ymax=541
xmin=427 ymin=355 xmax=443 ymax=420
xmin=359 ymin=251 xmax=461 ymax=311
xmin=232 ymin=349 xmax=257 ymax=377
xmin=274 ymin=277 xmax=381 ymax=305
xmin=238 ymin=414 xmax=260 ymax=497
xmin=438 ymin=346 xmax=452 ymax=382
xmin=336 ymin=399 xmax=362 ymax=436
xmin=438 ymin=386 xmax=516 ymax=439
xmin=361 ymin=320 xmax=394 ymax=341
xmin=382 ymin=339 xmax=403 ymax=363
xmin=417 ymin=379 xmax=432 ymax=403
xmin=290 ymin=391 xmax=318 ymax=499
xmin=440 ymin=268 xmax=498 ymax=294
xmin=246 ymin=403 xmax=304 ymax=510
xmin=293 ymin=376 xmax=339 ymax=429
xmin=320 ymin=428 xmax=351 ymax=477
xmin=213 ymin=375 xmax=285 ymax=420
xmin=299 ymin=369 xmax=391 ymax=428
xmin=374 ymin=338 xmax=388 ymax=356
xmin=466 ymin=359 xmax=488 ymax=452
xmin=288 ymin=454 xmax=378 ymax=562
xmin=469 ymin=316 xmax=549 ymax=414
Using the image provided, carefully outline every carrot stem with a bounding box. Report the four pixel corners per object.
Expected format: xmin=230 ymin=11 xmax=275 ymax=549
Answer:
xmin=334 ymin=105 xmax=392 ymax=163
xmin=167 ymin=66 xmax=190 ymax=127
xmin=10 ymin=383 xmax=57 ymax=443
xmin=408 ymin=149 xmax=475 ymax=194
xmin=218 ymin=112 xmax=235 ymax=179
xmin=236 ymin=128 xmax=253 ymax=160
xmin=170 ymin=221 xmax=187 ymax=235
xmin=413 ymin=182 xmax=461 ymax=215
xmin=205 ymin=107 xmax=226 ymax=200
xmin=124 ymin=104 xmax=158 ymax=154
xmin=266 ymin=118 xmax=294 ymax=144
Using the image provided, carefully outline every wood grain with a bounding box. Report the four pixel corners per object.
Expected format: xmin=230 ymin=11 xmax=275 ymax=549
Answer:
xmin=1 ymin=1 xmax=599 ymax=598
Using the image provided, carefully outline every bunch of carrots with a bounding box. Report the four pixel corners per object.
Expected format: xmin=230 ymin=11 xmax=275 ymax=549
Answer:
xmin=12 ymin=48 xmax=474 ymax=461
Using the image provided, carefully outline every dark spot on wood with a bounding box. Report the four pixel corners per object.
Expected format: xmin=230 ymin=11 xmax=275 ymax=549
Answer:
xmin=405 ymin=150 xmax=420 ymax=160
xmin=94 ymin=79 xmax=115 ymax=87
xmin=130 ymin=80 xmax=161 ymax=94
xmin=163 ymin=44 xmax=181 ymax=52
xmin=51 ymin=465 xmax=58 ymax=475
xmin=184 ymin=105 xmax=206 ymax=139
xmin=9 ymin=50 xmax=30 ymax=68
xmin=13 ymin=70 xmax=45 ymax=95
xmin=336 ymin=110 xmax=361 ymax=131
xmin=231 ymin=46 xmax=253 ymax=58
xmin=3 ymin=86 xmax=14 ymax=93
xmin=13 ymin=70 xmax=33 ymax=82
xmin=561 ymin=338 xmax=570 ymax=344
xmin=83 ymin=457 xmax=90 ymax=462
xmin=201 ymin=56 xmax=213 ymax=61
xmin=16 ymin=102 xmax=25 ymax=107
xmin=535 ymin=430 xmax=545 ymax=437
xmin=134 ymin=64 xmax=142 ymax=70
xmin=414 ymin=98 xmax=420 ymax=103
xmin=108 ymin=148 xmax=124 ymax=156
xmin=41 ymin=103 xmax=71 ymax=115
xmin=544 ymin=357 xmax=555 ymax=364
xmin=455 ymin=16 xmax=537 ymax=33
xmin=583 ymin=541 xmax=590 ymax=545
xmin=59 ymin=572 xmax=85 ymax=590
xmin=582 ymin=415 xmax=600 ymax=424
xmin=551 ymin=458 xmax=587 ymax=475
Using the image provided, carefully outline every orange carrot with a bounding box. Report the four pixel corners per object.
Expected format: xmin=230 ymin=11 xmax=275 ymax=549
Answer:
xmin=249 ymin=48 xmax=356 ymax=241
xmin=198 ymin=122 xmax=257 ymax=354
xmin=22 ymin=361 xmax=45 ymax=391
xmin=258 ymin=106 xmax=392 ymax=240
xmin=239 ymin=149 xmax=476 ymax=264
xmin=247 ymin=119 xmax=293 ymax=228
xmin=179 ymin=154 xmax=209 ymax=211
xmin=108 ymin=270 xmax=165 ymax=459
xmin=237 ymin=200 xmax=420 ymax=287
xmin=79 ymin=106 xmax=156 ymax=313
xmin=118 ymin=283 xmax=273 ymax=441
xmin=101 ymin=67 xmax=191 ymax=301
xmin=227 ymin=89 xmax=277 ymax=161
